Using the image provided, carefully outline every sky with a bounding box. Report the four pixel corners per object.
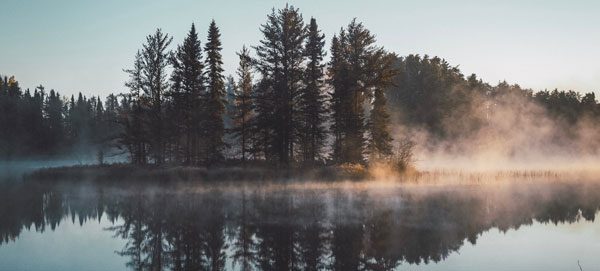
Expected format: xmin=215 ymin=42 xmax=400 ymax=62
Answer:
xmin=1 ymin=0 xmax=599 ymax=98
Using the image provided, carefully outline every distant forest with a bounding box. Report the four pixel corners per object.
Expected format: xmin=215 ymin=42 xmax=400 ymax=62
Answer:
xmin=1 ymin=5 xmax=599 ymax=167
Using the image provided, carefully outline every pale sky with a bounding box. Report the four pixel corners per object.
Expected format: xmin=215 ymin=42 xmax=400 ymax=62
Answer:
xmin=1 ymin=0 xmax=599 ymax=98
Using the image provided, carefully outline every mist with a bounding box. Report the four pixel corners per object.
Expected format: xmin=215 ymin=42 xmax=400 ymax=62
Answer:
xmin=387 ymin=55 xmax=600 ymax=174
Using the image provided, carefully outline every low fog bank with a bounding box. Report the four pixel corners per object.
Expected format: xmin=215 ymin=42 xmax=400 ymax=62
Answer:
xmin=0 ymin=154 xmax=127 ymax=182
xmin=387 ymin=55 xmax=600 ymax=174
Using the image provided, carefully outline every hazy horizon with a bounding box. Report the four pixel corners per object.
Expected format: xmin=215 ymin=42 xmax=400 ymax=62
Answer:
xmin=2 ymin=0 xmax=599 ymax=98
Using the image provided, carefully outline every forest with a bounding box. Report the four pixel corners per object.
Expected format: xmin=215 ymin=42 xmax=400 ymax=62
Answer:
xmin=1 ymin=5 xmax=599 ymax=169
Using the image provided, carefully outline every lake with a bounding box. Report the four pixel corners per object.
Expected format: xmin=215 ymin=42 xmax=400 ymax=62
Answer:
xmin=1 ymin=177 xmax=599 ymax=271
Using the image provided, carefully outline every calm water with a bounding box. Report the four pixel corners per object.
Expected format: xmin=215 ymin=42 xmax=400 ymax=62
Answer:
xmin=1 ymin=179 xmax=600 ymax=271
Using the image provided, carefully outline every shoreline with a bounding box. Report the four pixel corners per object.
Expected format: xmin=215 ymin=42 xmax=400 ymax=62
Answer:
xmin=23 ymin=163 xmax=376 ymax=183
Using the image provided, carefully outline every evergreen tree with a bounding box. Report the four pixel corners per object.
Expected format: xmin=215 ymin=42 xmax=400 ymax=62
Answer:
xmin=328 ymin=19 xmax=395 ymax=164
xmin=122 ymin=51 xmax=148 ymax=164
xmin=254 ymin=5 xmax=306 ymax=166
xmin=224 ymin=76 xmax=236 ymax=131
xmin=24 ymin=86 xmax=45 ymax=154
xmin=368 ymin=51 xmax=396 ymax=162
xmin=203 ymin=20 xmax=227 ymax=165
xmin=369 ymin=88 xmax=394 ymax=161
xmin=231 ymin=46 xmax=254 ymax=164
xmin=141 ymin=28 xmax=172 ymax=164
xmin=328 ymin=35 xmax=349 ymax=163
xmin=299 ymin=17 xmax=327 ymax=165
xmin=170 ymin=23 xmax=205 ymax=164
xmin=44 ymin=89 xmax=64 ymax=153
xmin=93 ymin=96 xmax=105 ymax=142
xmin=0 ymin=76 xmax=22 ymax=159
xmin=250 ymin=78 xmax=276 ymax=162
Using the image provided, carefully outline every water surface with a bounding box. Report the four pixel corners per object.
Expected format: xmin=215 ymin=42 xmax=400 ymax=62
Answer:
xmin=1 ymin=178 xmax=599 ymax=270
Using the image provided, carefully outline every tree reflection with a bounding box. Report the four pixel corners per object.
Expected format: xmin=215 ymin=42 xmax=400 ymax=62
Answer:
xmin=2 ymin=181 xmax=600 ymax=270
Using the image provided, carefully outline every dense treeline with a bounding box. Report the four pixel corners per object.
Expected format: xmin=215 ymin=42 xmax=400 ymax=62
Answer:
xmin=388 ymin=55 xmax=600 ymax=138
xmin=387 ymin=54 xmax=600 ymax=153
xmin=117 ymin=5 xmax=397 ymax=167
xmin=2 ymin=5 xmax=599 ymax=166
xmin=0 ymin=76 xmax=120 ymax=160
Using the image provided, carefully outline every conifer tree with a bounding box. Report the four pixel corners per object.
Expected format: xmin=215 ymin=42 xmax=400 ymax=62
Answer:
xmin=328 ymin=35 xmax=348 ymax=163
xmin=254 ymin=5 xmax=306 ymax=166
xmin=123 ymin=51 xmax=148 ymax=164
xmin=299 ymin=17 xmax=327 ymax=165
xmin=224 ymin=75 xmax=237 ymax=131
xmin=328 ymin=19 xmax=396 ymax=164
xmin=369 ymin=88 xmax=394 ymax=160
xmin=231 ymin=46 xmax=254 ymax=164
xmin=45 ymin=89 xmax=64 ymax=153
xmin=171 ymin=23 xmax=205 ymax=164
xmin=368 ymin=52 xmax=396 ymax=161
xmin=141 ymin=28 xmax=172 ymax=164
xmin=204 ymin=20 xmax=227 ymax=165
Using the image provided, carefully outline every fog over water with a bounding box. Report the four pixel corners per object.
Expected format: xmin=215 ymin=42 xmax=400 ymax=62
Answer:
xmin=1 ymin=177 xmax=600 ymax=270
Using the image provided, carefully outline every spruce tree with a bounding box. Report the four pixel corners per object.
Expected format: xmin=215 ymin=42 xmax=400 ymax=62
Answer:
xmin=231 ymin=46 xmax=254 ymax=164
xmin=141 ymin=28 xmax=172 ymax=164
xmin=368 ymin=52 xmax=396 ymax=162
xmin=299 ymin=17 xmax=327 ymax=165
xmin=170 ymin=23 xmax=205 ymax=164
xmin=204 ymin=20 xmax=227 ymax=165
xmin=369 ymin=88 xmax=394 ymax=161
xmin=328 ymin=34 xmax=347 ymax=163
xmin=328 ymin=19 xmax=396 ymax=164
xmin=45 ymin=89 xmax=64 ymax=153
xmin=123 ymin=50 xmax=148 ymax=164
xmin=254 ymin=5 xmax=306 ymax=166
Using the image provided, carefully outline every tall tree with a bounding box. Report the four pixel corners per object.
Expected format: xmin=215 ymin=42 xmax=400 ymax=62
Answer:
xmin=142 ymin=28 xmax=172 ymax=164
xmin=0 ymin=76 xmax=22 ymax=159
xmin=204 ymin=20 xmax=227 ymax=165
xmin=170 ymin=23 xmax=205 ymax=164
xmin=299 ymin=17 xmax=327 ymax=165
xmin=368 ymin=51 xmax=396 ymax=161
xmin=231 ymin=46 xmax=254 ymax=164
xmin=254 ymin=5 xmax=306 ymax=166
xmin=369 ymin=88 xmax=394 ymax=161
xmin=328 ymin=35 xmax=349 ymax=163
xmin=44 ymin=89 xmax=65 ymax=153
xmin=122 ymin=51 xmax=148 ymax=164
xmin=328 ymin=19 xmax=395 ymax=164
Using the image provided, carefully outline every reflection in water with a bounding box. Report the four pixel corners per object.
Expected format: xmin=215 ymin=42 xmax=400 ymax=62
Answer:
xmin=1 ymin=180 xmax=600 ymax=270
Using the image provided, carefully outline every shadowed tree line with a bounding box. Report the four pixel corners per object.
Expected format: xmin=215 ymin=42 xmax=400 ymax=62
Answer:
xmin=2 ymin=181 xmax=600 ymax=270
xmin=0 ymin=76 xmax=120 ymax=160
xmin=386 ymin=55 xmax=600 ymax=150
xmin=3 ymin=5 xmax=600 ymax=166
xmin=0 ymin=5 xmax=398 ymax=168
xmin=118 ymin=6 xmax=398 ymax=167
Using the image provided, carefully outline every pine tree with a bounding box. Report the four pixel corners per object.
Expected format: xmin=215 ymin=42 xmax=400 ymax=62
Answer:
xmin=328 ymin=34 xmax=348 ymax=163
xmin=231 ymin=46 xmax=254 ymax=164
xmin=44 ymin=89 xmax=64 ymax=153
xmin=123 ymin=50 xmax=148 ymax=164
xmin=141 ymin=28 xmax=172 ymax=164
xmin=328 ymin=19 xmax=396 ymax=164
xmin=368 ymin=52 xmax=396 ymax=162
xmin=170 ymin=23 xmax=205 ymax=164
xmin=204 ymin=20 xmax=227 ymax=165
xmin=223 ymin=75 xmax=237 ymax=157
xmin=254 ymin=5 xmax=306 ymax=166
xmin=224 ymin=75 xmax=236 ymax=132
xmin=299 ymin=17 xmax=327 ymax=165
xmin=369 ymin=88 xmax=394 ymax=161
